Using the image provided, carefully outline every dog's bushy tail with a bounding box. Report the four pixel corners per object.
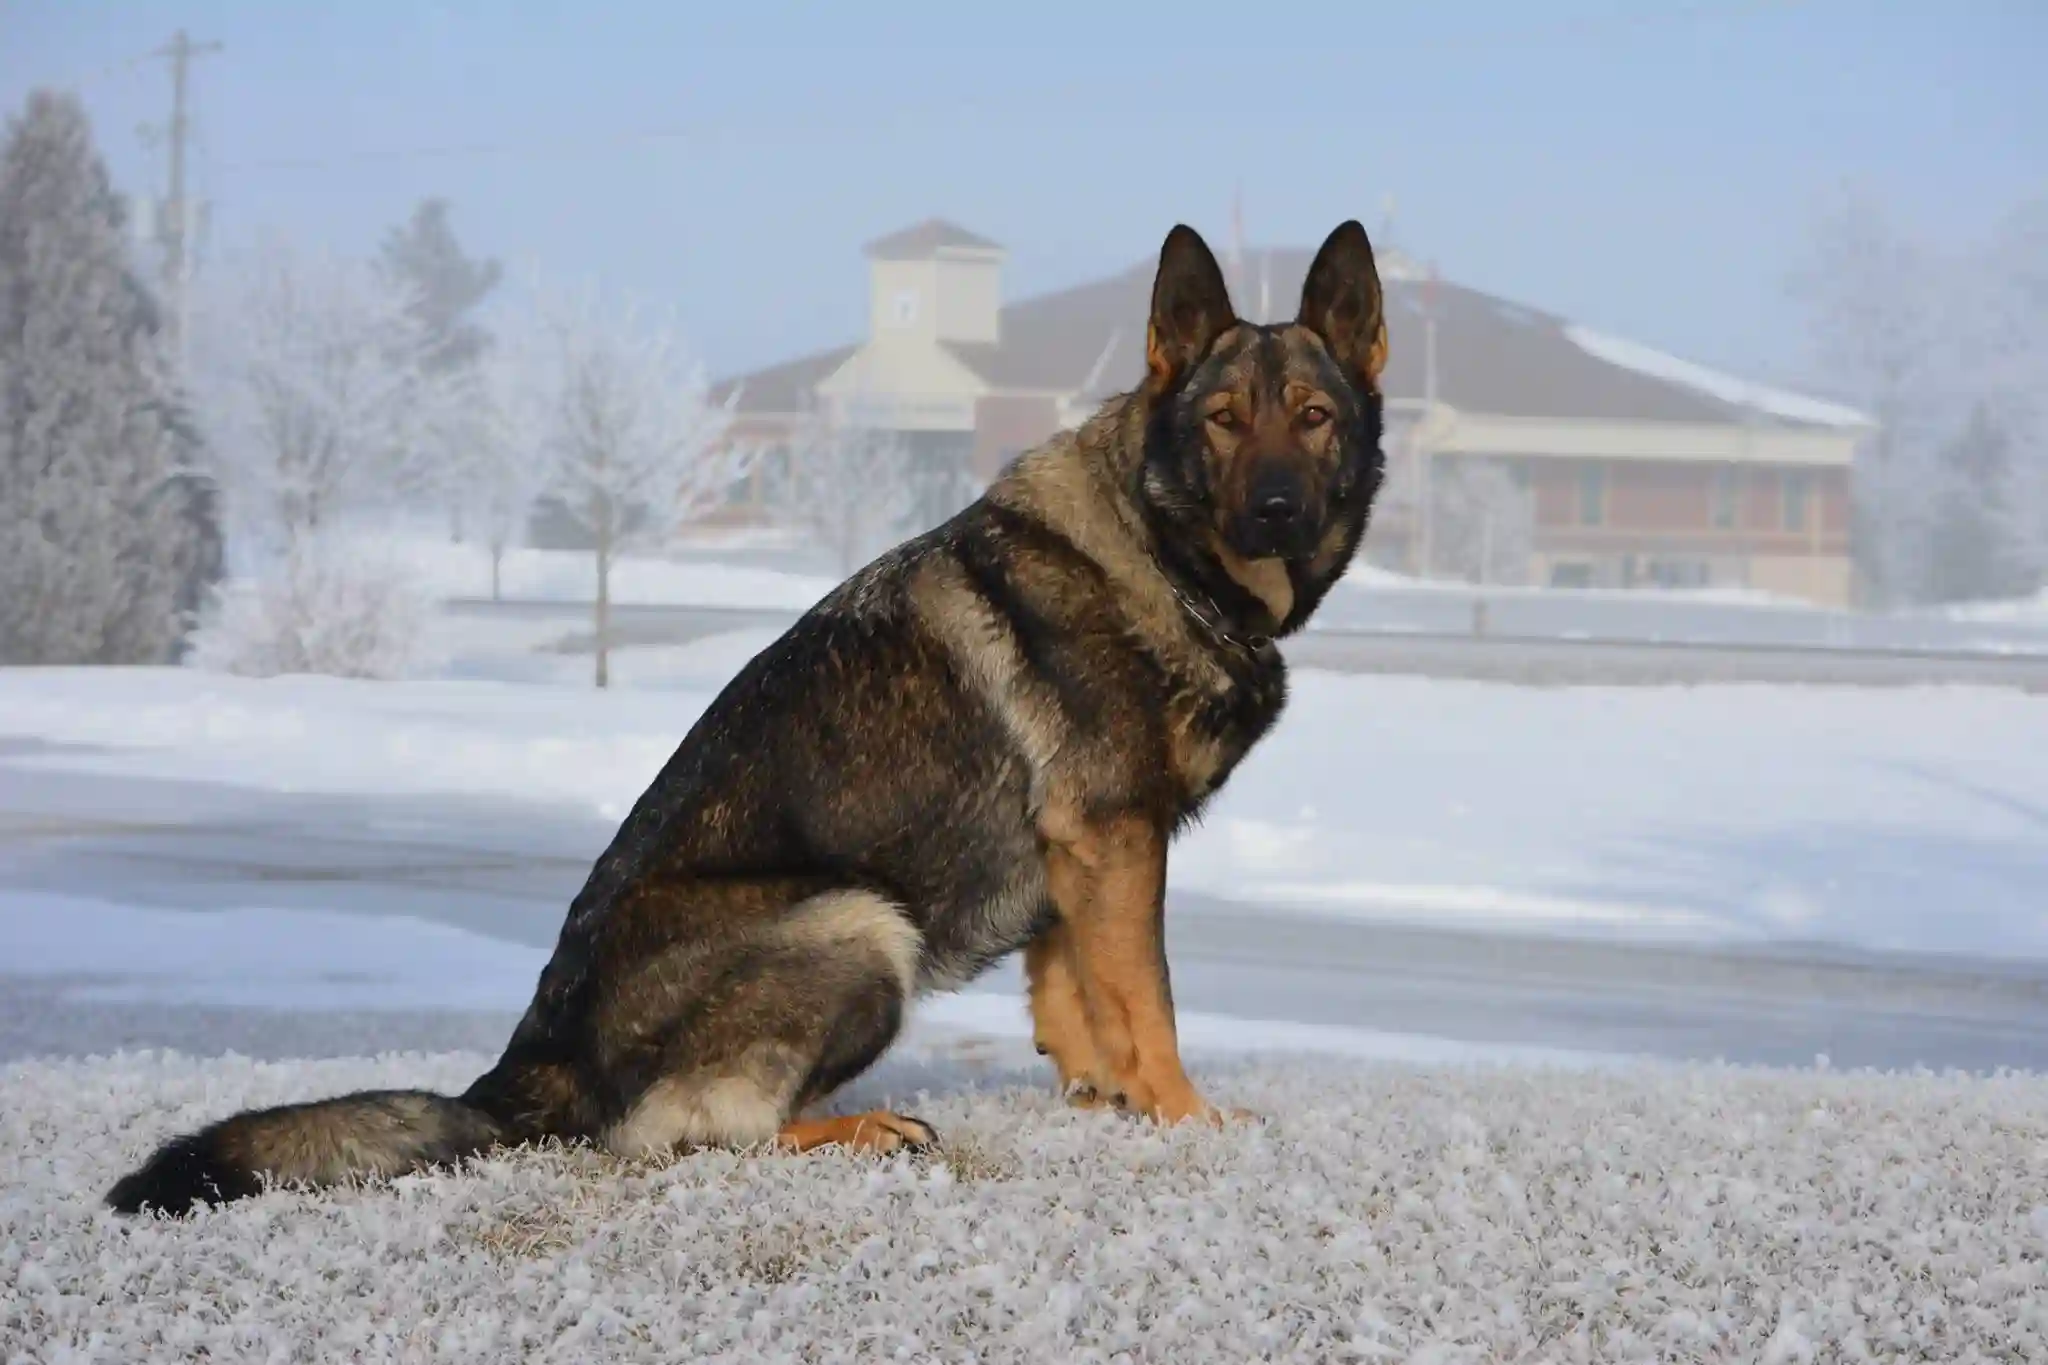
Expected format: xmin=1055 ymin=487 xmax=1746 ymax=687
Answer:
xmin=105 ymin=1088 xmax=506 ymax=1217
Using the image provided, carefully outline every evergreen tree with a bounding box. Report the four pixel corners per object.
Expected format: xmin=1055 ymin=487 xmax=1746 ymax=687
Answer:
xmin=377 ymin=197 xmax=502 ymax=377
xmin=0 ymin=89 xmax=216 ymax=664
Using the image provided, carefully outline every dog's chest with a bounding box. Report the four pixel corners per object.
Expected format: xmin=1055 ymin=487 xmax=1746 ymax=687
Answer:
xmin=1163 ymin=642 xmax=1286 ymax=803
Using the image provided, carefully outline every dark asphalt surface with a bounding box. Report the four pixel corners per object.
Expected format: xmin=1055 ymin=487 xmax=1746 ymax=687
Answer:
xmin=7 ymin=756 xmax=2048 ymax=1074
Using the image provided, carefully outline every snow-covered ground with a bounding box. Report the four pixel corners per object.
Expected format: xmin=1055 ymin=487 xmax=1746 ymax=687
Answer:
xmin=6 ymin=636 xmax=2048 ymax=1358
xmin=8 ymin=1036 xmax=2046 ymax=1361
xmin=2 ymin=658 xmax=2043 ymax=959
xmin=363 ymin=531 xmax=842 ymax=611
xmin=328 ymin=527 xmax=2048 ymax=659
xmin=1943 ymin=586 xmax=2048 ymax=629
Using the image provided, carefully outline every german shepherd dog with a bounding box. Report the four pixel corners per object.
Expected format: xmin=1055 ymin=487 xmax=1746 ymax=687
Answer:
xmin=106 ymin=220 xmax=1389 ymax=1216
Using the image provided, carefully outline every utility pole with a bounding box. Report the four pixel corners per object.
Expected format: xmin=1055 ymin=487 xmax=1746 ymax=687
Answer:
xmin=1228 ymin=183 xmax=1246 ymax=308
xmin=1415 ymin=260 xmax=1441 ymax=578
xmin=147 ymin=29 xmax=222 ymax=371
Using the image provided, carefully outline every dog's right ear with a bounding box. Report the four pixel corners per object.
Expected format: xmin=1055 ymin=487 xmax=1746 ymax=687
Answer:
xmin=1145 ymin=224 xmax=1237 ymax=397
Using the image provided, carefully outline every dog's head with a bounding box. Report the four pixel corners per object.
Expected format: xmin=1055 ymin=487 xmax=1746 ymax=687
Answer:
xmin=1137 ymin=220 xmax=1387 ymax=625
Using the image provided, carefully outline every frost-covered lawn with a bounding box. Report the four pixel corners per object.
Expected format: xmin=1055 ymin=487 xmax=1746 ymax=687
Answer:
xmin=2 ymin=661 xmax=2045 ymax=959
xmin=7 ymin=1039 xmax=2047 ymax=1362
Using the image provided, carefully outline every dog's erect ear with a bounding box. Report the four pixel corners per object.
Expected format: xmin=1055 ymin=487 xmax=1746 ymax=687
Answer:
xmin=1145 ymin=224 xmax=1237 ymax=396
xmin=1296 ymin=220 xmax=1388 ymax=387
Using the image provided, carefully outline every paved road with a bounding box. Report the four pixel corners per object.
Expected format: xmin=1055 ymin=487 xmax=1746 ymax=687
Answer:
xmin=448 ymin=597 xmax=2048 ymax=691
xmin=7 ymin=756 xmax=2048 ymax=1073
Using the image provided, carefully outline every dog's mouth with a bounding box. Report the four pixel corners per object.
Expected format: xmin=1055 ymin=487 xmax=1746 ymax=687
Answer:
xmin=1223 ymin=462 xmax=1326 ymax=561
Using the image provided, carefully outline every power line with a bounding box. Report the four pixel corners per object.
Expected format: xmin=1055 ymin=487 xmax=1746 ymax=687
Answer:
xmin=205 ymin=0 xmax=1800 ymax=178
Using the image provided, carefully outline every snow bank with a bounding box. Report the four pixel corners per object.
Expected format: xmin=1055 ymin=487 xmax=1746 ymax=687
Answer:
xmin=1339 ymin=569 xmax=1813 ymax=611
xmin=1562 ymin=323 xmax=1873 ymax=429
xmin=3 ymin=666 xmax=2046 ymax=958
xmin=1942 ymin=586 xmax=2048 ymax=628
xmin=0 ymin=667 xmax=685 ymax=821
xmin=7 ymin=1043 xmax=2045 ymax=1361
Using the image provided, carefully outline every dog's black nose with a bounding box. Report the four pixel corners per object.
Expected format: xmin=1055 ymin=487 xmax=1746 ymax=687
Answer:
xmin=1249 ymin=471 xmax=1305 ymax=526
xmin=1254 ymin=491 xmax=1299 ymax=524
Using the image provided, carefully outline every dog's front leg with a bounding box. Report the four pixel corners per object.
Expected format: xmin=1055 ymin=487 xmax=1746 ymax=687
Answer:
xmin=1024 ymin=921 xmax=1114 ymax=1107
xmin=1042 ymin=810 xmax=1228 ymax=1126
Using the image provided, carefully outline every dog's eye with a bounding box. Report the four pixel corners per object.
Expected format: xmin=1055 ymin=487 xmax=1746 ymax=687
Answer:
xmin=1299 ymin=405 xmax=1331 ymax=429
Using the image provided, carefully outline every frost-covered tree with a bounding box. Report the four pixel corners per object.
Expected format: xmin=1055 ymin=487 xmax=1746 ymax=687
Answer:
xmin=184 ymin=531 xmax=438 ymax=681
xmin=1786 ymin=181 xmax=1950 ymax=609
xmin=1922 ymin=402 xmax=2035 ymax=605
xmin=1429 ymin=456 xmax=1533 ymax=585
xmin=1958 ymin=195 xmax=2048 ymax=595
xmin=452 ymin=315 xmax=556 ymax=600
xmin=178 ymin=236 xmax=456 ymax=681
xmin=768 ymin=405 xmax=920 ymax=576
xmin=0 ymin=88 xmax=217 ymax=664
xmin=1792 ymin=184 xmax=2048 ymax=607
xmin=188 ymin=233 xmax=453 ymax=554
xmin=378 ymin=197 xmax=503 ymax=536
xmin=522 ymin=280 xmax=748 ymax=687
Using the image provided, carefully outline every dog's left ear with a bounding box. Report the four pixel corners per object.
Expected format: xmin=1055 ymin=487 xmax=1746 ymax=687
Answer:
xmin=1296 ymin=220 xmax=1388 ymax=388
xmin=1145 ymin=224 xmax=1237 ymax=397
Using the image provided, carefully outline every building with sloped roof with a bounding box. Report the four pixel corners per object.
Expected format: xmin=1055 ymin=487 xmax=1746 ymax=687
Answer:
xmin=714 ymin=217 xmax=1873 ymax=605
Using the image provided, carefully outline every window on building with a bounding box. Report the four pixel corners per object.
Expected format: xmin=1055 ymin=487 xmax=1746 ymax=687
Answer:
xmin=1578 ymin=464 xmax=1605 ymax=526
xmin=1712 ymin=465 xmax=1738 ymax=530
xmin=891 ymin=290 xmax=919 ymax=327
xmin=1783 ymin=470 xmax=1810 ymax=533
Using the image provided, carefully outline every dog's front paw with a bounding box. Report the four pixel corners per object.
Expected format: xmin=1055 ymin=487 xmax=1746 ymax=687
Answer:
xmin=1142 ymin=1090 xmax=1257 ymax=1128
xmin=1062 ymin=1080 xmax=1117 ymax=1111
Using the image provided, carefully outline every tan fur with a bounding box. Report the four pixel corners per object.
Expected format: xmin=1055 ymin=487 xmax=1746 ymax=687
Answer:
xmin=606 ymin=1065 xmax=790 ymax=1157
xmin=774 ymin=889 xmax=923 ymax=998
xmin=1164 ymin=704 xmax=1233 ymax=802
xmin=1039 ymin=812 xmax=1218 ymax=1125
xmin=602 ymin=890 xmax=919 ymax=1157
xmin=1214 ymin=543 xmax=1296 ymax=623
xmin=220 ymin=1093 xmax=488 ymax=1186
xmin=911 ymin=557 xmax=1070 ymax=811
xmin=990 ymin=405 xmax=1232 ymax=696
xmin=1024 ymin=921 xmax=1111 ymax=1104
xmin=775 ymin=1112 xmax=934 ymax=1154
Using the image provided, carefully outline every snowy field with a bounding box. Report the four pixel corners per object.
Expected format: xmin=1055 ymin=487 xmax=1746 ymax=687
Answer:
xmin=8 ymin=1037 xmax=2047 ymax=1361
xmin=2 ymin=656 xmax=2044 ymax=959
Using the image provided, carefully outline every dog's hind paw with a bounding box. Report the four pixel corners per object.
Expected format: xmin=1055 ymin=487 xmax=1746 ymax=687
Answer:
xmin=776 ymin=1110 xmax=938 ymax=1155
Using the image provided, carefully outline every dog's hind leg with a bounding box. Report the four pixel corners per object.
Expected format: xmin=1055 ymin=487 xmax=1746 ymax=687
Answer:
xmin=600 ymin=889 xmax=937 ymax=1159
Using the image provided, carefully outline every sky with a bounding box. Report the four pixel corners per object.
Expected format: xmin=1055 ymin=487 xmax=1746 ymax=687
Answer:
xmin=2 ymin=0 xmax=2041 ymax=390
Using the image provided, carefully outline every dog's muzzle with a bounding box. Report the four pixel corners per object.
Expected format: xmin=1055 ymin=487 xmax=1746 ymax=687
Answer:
xmin=1232 ymin=466 xmax=1318 ymax=559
